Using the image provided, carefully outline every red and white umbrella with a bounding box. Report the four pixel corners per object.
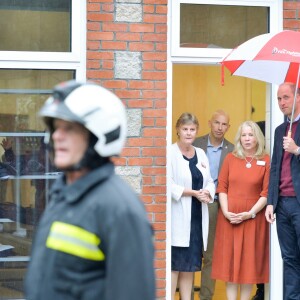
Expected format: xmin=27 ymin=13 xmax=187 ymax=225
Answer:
xmin=221 ymin=30 xmax=300 ymax=134
xmin=222 ymin=30 xmax=300 ymax=85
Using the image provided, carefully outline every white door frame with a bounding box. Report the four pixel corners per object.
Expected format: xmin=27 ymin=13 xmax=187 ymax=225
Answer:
xmin=167 ymin=1 xmax=283 ymax=299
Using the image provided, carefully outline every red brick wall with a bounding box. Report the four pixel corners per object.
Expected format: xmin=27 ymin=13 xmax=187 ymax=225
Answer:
xmin=86 ymin=1 xmax=167 ymax=299
xmin=85 ymin=1 xmax=299 ymax=298
xmin=283 ymin=1 xmax=300 ymax=30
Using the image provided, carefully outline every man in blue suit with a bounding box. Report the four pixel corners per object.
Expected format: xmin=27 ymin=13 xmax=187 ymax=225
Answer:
xmin=266 ymin=82 xmax=300 ymax=300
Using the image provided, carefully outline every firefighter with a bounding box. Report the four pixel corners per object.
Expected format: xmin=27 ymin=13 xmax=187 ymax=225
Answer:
xmin=25 ymin=80 xmax=155 ymax=300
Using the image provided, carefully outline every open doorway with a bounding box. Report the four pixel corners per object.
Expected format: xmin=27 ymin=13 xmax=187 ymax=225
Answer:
xmin=172 ymin=64 xmax=267 ymax=143
xmin=171 ymin=64 xmax=268 ymax=299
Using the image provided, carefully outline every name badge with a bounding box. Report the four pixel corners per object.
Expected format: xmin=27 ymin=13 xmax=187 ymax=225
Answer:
xmin=257 ymin=160 xmax=266 ymax=166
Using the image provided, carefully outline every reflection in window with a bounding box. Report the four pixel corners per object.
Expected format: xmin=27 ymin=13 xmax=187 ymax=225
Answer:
xmin=0 ymin=0 xmax=71 ymax=52
xmin=180 ymin=4 xmax=269 ymax=49
xmin=0 ymin=69 xmax=74 ymax=299
xmin=0 ymin=70 xmax=75 ymax=132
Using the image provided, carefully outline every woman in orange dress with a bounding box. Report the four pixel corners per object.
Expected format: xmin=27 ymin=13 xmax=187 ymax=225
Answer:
xmin=211 ymin=121 xmax=270 ymax=300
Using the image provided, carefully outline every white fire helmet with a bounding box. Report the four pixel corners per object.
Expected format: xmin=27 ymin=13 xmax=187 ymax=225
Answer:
xmin=39 ymin=80 xmax=127 ymax=157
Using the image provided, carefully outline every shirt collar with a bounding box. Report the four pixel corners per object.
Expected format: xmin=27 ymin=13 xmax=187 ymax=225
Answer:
xmin=51 ymin=162 xmax=115 ymax=204
xmin=287 ymin=113 xmax=300 ymax=123
xmin=207 ymin=135 xmax=223 ymax=148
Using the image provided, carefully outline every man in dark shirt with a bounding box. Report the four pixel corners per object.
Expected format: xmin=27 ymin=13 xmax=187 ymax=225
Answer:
xmin=266 ymin=82 xmax=300 ymax=300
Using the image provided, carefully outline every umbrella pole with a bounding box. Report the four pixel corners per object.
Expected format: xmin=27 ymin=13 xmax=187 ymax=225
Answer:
xmin=288 ymin=65 xmax=300 ymax=137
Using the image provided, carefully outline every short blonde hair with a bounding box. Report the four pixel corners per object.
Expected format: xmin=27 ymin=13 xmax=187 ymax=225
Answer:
xmin=233 ymin=120 xmax=266 ymax=159
xmin=175 ymin=112 xmax=199 ymax=133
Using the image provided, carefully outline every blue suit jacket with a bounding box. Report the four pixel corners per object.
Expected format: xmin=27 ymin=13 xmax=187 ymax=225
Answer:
xmin=267 ymin=121 xmax=300 ymax=211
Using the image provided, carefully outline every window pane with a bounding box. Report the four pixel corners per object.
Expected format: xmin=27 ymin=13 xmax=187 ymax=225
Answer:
xmin=180 ymin=4 xmax=269 ymax=49
xmin=0 ymin=1 xmax=71 ymax=52
xmin=0 ymin=69 xmax=74 ymax=299
xmin=0 ymin=70 xmax=74 ymax=132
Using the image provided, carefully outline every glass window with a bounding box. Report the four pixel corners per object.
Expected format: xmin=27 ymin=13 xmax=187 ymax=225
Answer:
xmin=180 ymin=4 xmax=269 ymax=49
xmin=0 ymin=1 xmax=71 ymax=52
xmin=0 ymin=69 xmax=74 ymax=132
xmin=0 ymin=69 xmax=74 ymax=299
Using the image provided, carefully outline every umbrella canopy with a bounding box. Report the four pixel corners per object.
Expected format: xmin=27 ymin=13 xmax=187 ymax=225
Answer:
xmin=222 ymin=30 xmax=300 ymax=85
xmin=221 ymin=30 xmax=300 ymax=134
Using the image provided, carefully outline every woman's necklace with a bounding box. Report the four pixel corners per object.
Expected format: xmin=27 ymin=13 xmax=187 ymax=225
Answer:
xmin=245 ymin=156 xmax=254 ymax=168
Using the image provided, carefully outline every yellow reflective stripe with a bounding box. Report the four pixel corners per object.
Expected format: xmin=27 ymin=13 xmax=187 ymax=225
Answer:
xmin=47 ymin=237 xmax=105 ymax=261
xmin=46 ymin=221 xmax=105 ymax=261
xmin=50 ymin=221 xmax=100 ymax=245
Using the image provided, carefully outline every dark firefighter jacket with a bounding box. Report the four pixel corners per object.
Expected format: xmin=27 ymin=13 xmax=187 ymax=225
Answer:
xmin=25 ymin=162 xmax=155 ymax=300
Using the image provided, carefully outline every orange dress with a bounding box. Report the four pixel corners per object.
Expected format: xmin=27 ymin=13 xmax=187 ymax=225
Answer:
xmin=211 ymin=153 xmax=270 ymax=284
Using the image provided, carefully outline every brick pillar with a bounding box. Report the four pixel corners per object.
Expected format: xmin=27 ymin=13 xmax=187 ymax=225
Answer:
xmin=87 ymin=0 xmax=167 ymax=298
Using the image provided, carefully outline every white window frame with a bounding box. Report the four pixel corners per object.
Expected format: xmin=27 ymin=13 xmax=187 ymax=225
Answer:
xmin=0 ymin=0 xmax=86 ymax=78
xmin=170 ymin=0 xmax=282 ymax=64
xmin=167 ymin=1 xmax=283 ymax=299
xmin=0 ymin=2 xmax=86 ymax=299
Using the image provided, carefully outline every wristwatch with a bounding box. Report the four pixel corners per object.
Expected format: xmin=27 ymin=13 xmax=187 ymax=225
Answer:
xmin=296 ymin=147 xmax=300 ymax=156
xmin=250 ymin=211 xmax=256 ymax=219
